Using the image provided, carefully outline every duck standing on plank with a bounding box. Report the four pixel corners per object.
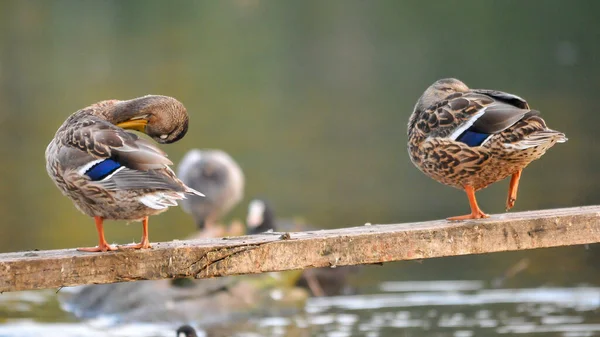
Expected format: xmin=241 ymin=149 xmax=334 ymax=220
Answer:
xmin=59 ymin=151 xmax=308 ymax=322
xmin=45 ymin=95 xmax=203 ymax=252
xmin=408 ymin=78 xmax=567 ymax=220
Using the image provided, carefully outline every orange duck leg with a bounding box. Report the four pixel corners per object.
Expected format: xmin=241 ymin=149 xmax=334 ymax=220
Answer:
xmin=447 ymin=185 xmax=490 ymax=221
xmin=506 ymin=169 xmax=522 ymax=211
xmin=119 ymin=216 xmax=152 ymax=249
xmin=77 ymin=216 xmax=118 ymax=252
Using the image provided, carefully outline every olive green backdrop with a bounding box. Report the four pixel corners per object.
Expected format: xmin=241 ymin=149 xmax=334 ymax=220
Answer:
xmin=0 ymin=0 xmax=597 ymax=266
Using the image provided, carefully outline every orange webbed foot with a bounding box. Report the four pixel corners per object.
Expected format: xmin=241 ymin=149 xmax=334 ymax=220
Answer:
xmin=80 ymin=216 xmax=117 ymax=252
xmin=118 ymin=239 xmax=152 ymax=250
xmin=77 ymin=243 xmax=118 ymax=252
xmin=448 ymin=185 xmax=489 ymax=221
xmin=447 ymin=211 xmax=490 ymax=221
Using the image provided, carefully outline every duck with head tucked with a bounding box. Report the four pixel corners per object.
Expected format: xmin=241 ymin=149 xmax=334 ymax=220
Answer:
xmin=408 ymin=78 xmax=567 ymax=220
xmin=177 ymin=149 xmax=245 ymax=236
xmin=45 ymin=95 xmax=203 ymax=252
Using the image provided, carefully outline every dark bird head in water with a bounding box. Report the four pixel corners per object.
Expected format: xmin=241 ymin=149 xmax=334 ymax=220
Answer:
xmin=176 ymin=325 xmax=198 ymax=337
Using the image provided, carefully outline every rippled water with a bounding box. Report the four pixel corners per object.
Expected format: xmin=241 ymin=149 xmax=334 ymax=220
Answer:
xmin=2 ymin=279 xmax=600 ymax=337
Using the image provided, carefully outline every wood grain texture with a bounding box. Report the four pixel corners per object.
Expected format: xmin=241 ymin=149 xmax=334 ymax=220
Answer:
xmin=2 ymin=205 xmax=599 ymax=293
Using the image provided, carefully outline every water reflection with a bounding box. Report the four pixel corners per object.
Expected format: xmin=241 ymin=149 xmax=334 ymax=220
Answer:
xmin=2 ymin=281 xmax=600 ymax=337
xmin=308 ymin=287 xmax=600 ymax=311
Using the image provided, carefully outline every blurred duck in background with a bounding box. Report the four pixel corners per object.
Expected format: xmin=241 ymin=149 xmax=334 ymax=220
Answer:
xmin=177 ymin=149 xmax=246 ymax=237
xmin=59 ymin=270 xmax=308 ymax=324
xmin=59 ymin=149 xmax=307 ymax=325
xmin=408 ymin=78 xmax=567 ymax=220
xmin=246 ymin=198 xmax=359 ymax=297
xmin=45 ymin=95 xmax=203 ymax=252
xmin=246 ymin=199 xmax=300 ymax=235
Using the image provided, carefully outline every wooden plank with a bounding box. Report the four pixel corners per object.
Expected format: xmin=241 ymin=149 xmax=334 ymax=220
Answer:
xmin=1 ymin=205 xmax=600 ymax=293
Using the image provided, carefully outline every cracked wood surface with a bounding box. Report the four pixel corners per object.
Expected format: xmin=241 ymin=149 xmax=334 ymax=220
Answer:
xmin=1 ymin=205 xmax=600 ymax=293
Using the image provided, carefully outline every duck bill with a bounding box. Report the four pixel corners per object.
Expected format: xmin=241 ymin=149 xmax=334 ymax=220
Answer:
xmin=116 ymin=119 xmax=148 ymax=132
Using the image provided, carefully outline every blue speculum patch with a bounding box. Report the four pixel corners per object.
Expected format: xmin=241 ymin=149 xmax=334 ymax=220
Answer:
xmin=85 ymin=159 xmax=122 ymax=181
xmin=456 ymin=130 xmax=490 ymax=147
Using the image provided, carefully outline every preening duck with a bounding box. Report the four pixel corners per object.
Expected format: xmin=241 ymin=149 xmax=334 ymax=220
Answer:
xmin=408 ymin=78 xmax=567 ymax=220
xmin=45 ymin=95 xmax=203 ymax=252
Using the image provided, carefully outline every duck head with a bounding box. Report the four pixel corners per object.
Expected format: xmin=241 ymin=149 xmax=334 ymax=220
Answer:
xmin=408 ymin=78 xmax=469 ymax=135
xmin=109 ymin=95 xmax=189 ymax=144
xmin=246 ymin=199 xmax=276 ymax=234
xmin=415 ymin=78 xmax=469 ymax=112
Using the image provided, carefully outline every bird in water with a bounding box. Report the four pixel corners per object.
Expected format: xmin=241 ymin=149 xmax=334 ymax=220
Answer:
xmin=408 ymin=78 xmax=567 ymax=220
xmin=45 ymin=95 xmax=203 ymax=252
xmin=177 ymin=149 xmax=245 ymax=237
xmin=176 ymin=325 xmax=198 ymax=337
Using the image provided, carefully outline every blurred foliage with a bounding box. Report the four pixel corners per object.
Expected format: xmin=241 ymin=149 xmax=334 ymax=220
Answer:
xmin=0 ymin=0 xmax=599 ymax=290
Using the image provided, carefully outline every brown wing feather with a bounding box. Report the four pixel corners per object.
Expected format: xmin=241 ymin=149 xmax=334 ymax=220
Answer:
xmin=62 ymin=117 xmax=172 ymax=171
xmin=469 ymin=102 xmax=534 ymax=135
xmin=418 ymin=93 xmax=494 ymax=139
xmin=418 ymin=91 xmax=535 ymax=140
xmin=471 ymin=89 xmax=529 ymax=109
xmin=97 ymin=167 xmax=186 ymax=192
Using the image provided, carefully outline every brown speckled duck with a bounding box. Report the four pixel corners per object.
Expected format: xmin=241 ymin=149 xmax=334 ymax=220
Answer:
xmin=408 ymin=78 xmax=567 ymax=220
xmin=45 ymin=95 xmax=203 ymax=252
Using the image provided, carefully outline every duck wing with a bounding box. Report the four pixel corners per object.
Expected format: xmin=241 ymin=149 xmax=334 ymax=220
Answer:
xmin=60 ymin=117 xmax=192 ymax=193
xmin=421 ymin=91 xmax=535 ymax=147
xmin=62 ymin=117 xmax=172 ymax=169
xmin=467 ymin=89 xmax=535 ymax=135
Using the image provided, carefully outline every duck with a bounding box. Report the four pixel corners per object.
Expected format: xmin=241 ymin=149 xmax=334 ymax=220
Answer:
xmin=408 ymin=78 xmax=567 ymax=220
xmin=247 ymin=198 xmax=358 ymax=297
xmin=177 ymin=149 xmax=245 ymax=237
xmin=45 ymin=95 xmax=203 ymax=252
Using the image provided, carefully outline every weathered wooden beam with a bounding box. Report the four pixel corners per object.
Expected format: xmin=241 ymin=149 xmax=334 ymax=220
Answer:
xmin=1 ymin=205 xmax=599 ymax=293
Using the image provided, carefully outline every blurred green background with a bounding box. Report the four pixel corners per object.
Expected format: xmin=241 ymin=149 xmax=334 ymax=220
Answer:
xmin=3 ymin=1 xmax=600 ymax=336
xmin=0 ymin=0 xmax=598 ymax=255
